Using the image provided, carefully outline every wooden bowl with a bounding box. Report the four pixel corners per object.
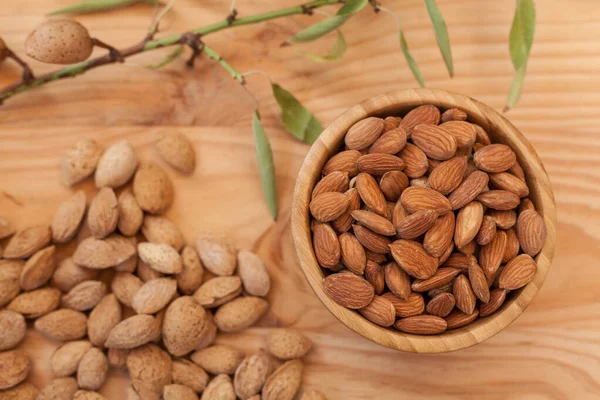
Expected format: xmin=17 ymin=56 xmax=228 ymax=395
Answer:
xmin=291 ymin=88 xmax=556 ymax=353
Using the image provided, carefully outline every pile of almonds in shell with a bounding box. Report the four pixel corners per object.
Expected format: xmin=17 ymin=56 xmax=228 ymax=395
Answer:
xmin=310 ymin=105 xmax=547 ymax=335
xmin=0 ymin=133 xmax=327 ymax=400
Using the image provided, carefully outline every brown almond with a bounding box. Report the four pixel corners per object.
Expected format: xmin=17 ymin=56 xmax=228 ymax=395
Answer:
xmin=339 ymin=232 xmax=366 ymax=275
xmin=477 ymin=190 xmax=520 ymax=210
xmin=7 ymin=287 xmax=60 ymax=318
xmin=442 ymin=253 xmax=478 ymax=271
xmin=398 ymin=143 xmax=428 ymax=178
xmin=0 ymin=311 xmax=26 ymax=351
xmin=445 ymin=309 xmax=479 ymax=329
xmin=519 ymin=198 xmax=536 ymax=213
xmin=411 ymin=125 xmax=457 ymax=160
xmin=411 ymin=267 xmax=460 ymax=292
xmin=133 ymin=162 xmax=174 ymax=214
xmin=389 ymin=239 xmax=438 ymax=279
xmin=172 ymin=359 xmax=209 ymax=394
xmin=309 ymin=192 xmax=349 ymax=222
xmin=111 ymin=272 xmax=143 ymax=308
xmin=191 ymin=345 xmax=245 ymax=375
xmin=426 ymin=292 xmax=456 ymax=317
xmin=499 ymin=254 xmax=537 ymax=290
xmin=423 ymin=212 xmax=455 ymax=257
xmin=155 ymin=132 xmax=196 ymax=174
xmin=312 ymin=223 xmax=341 ymax=268
xmin=509 ymin=160 xmax=526 ymax=180
xmin=88 ymin=187 xmax=119 ymax=239
xmin=365 ymin=249 xmax=387 ymax=264
xmin=351 ymin=210 xmax=395 ymax=236
xmin=489 ymin=209 xmax=517 ymax=229
xmin=52 ymin=257 xmax=99 ymax=292
xmin=473 ymin=144 xmax=516 ymax=173
xmin=458 ymin=239 xmax=477 ymax=255
xmin=34 ymin=309 xmax=87 ymax=341
xmin=344 ymin=117 xmax=384 ymax=150
xmin=384 ymin=262 xmax=411 ymax=299
xmin=438 ymin=241 xmax=454 ymax=265
xmin=331 ymin=188 xmax=360 ymax=233
xmin=77 ymin=348 xmax=108 ymax=391
xmin=262 ymin=359 xmax=303 ymax=400
xmin=73 ymin=234 xmax=136 ymax=269
xmin=61 ymin=138 xmax=104 ymax=186
xmin=142 ymin=215 xmax=184 ymax=251
xmin=62 ymin=280 xmax=106 ymax=311
xmin=132 ymin=278 xmax=177 ymax=314
xmin=312 ymin=171 xmax=349 ymax=198
xmin=409 ymin=177 xmax=430 ymax=188
xmin=369 ymin=128 xmax=407 ymax=154
xmin=195 ymin=232 xmax=237 ymax=276
xmin=392 ymin=200 xmax=409 ymax=231
xmin=267 ymin=329 xmax=312 ymax=360
xmin=234 ymin=353 xmax=271 ymax=399
xmin=352 ymin=224 xmax=391 ymax=254
xmin=503 ymin=228 xmax=520 ymax=263
xmin=323 ymin=272 xmax=374 ymax=309
xmin=399 ymin=105 xmax=440 ymax=137
xmin=468 ymin=263 xmax=490 ymax=303
xmin=117 ymin=190 xmax=144 ymax=237
xmin=382 ymin=291 xmax=424 ymax=317
xmin=177 ymin=245 xmax=205 ymax=295
xmin=440 ymin=121 xmax=476 ymax=148
xmin=4 ymin=225 xmax=51 ymax=260
xmin=138 ymin=242 xmax=183 ymax=274
xmin=358 ymin=295 xmax=396 ymax=327
xmin=472 ymin=124 xmax=491 ymax=145
xmin=394 ymin=315 xmax=447 ymax=335
xmin=322 ymin=150 xmax=360 ymax=177
xmin=517 ymin=210 xmax=546 ymax=256
xmin=355 ymin=173 xmax=387 ymax=216
xmin=52 ymin=191 xmax=87 ymax=243
xmin=379 ymin=170 xmax=409 ymax=201
xmin=489 ymin=172 xmax=529 ymax=197
xmin=475 ymin=215 xmax=497 ymax=246
xmin=400 ymin=186 xmax=451 ymax=215
xmin=448 ymin=171 xmax=489 ymax=210
xmin=453 ymin=275 xmax=476 ymax=314
xmin=396 ymin=209 xmax=438 ymax=240
xmin=428 ymin=282 xmax=453 ymax=298
xmin=127 ymin=343 xmax=172 ymax=400
xmin=0 ymin=349 xmax=30 ymax=390
xmin=163 ymin=384 xmax=198 ymax=400
xmin=357 ymin=154 xmax=405 ymax=175
xmin=193 ymin=276 xmax=242 ymax=308
xmin=163 ymin=296 xmax=207 ymax=357
xmin=20 ymin=245 xmax=56 ymax=291
xmin=38 ymin=377 xmax=78 ymax=400
xmin=364 ymin=260 xmax=385 ymax=295
xmin=383 ymin=116 xmax=402 ymax=131
xmin=480 ymin=229 xmax=508 ymax=278
xmin=214 ymin=296 xmax=269 ymax=332
xmin=480 ymin=289 xmax=507 ymax=317
xmin=201 ymin=374 xmax=235 ymax=400
xmin=454 ymin=201 xmax=484 ymax=248
xmin=440 ymin=108 xmax=467 ymax=123
xmin=105 ymin=314 xmax=157 ymax=349
xmin=51 ymin=340 xmax=92 ymax=377
xmin=428 ymin=156 xmax=467 ymax=195
xmin=95 ymin=140 xmax=138 ymax=188
xmin=88 ymin=294 xmax=122 ymax=347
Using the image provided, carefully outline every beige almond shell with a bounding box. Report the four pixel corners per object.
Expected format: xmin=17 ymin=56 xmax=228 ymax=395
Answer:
xmin=25 ymin=20 xmax=93 ymax=64
xmin=136 ymin=260 xmax=164 ymax=282
xmin=195 ymin=232 xmax=237 ymax=276
xmin=126 ymin=343 xmax=172 ymax=400
xmin=61 ymin=280 xmax=106 ymax=311
xmin=77 ymin=348 xmax=108 ymax=391
xmin=0 ymin=217 xmax=15 ymax=240
xmin=0 ymin=260 xmax=23 ymax=308
xmin=191 ymin=344 xmax=245 ymax=375
xmin=108 ymin=348 xmax=129 ymax=370
xmin=266 ymin=329 xmax=312 ymax=360
xmin=163 ymin=296 xmax=207 ymax=357
xmin=200 ymin=374 xmax=235 ymax=400
xmin=34 ymin=308 xmax=88 ymax=341
xmin=51 ymin=340 xmax=92 ymax=377
xmin=7 ymin=287 xmax=61 ymax=319
xmin=142 ymin=215 xmax=185 ymax=251
xmin=37 ymin=377 xmax=78 ymax=400
xmin=60 ymin=138 xmax=104 ymax=186
xmin=117 ymin=190 xmax=144 ymax=237
xmin=177 ymin=245 xmax=205 ymax=295
xmin=52 ymin=191 xmax=87 ymax=243
xmin=172 ymin=358 xmax=209 ymax=394
xmin=104 ymin=314 xmax=157 ymax=349
xmin=237 ymin=250 xmax=271 ymax=297
xmin=133 ymin=162 xmax=174 ymax=214
xmin=88 ymin=187 xmax=119 ymax=239
xmin=300 ymin=389 xmax=329 ymax=400
xmin=73 ymin=234 xmax=136 ymax=269
xmin=0 ymin=382 xmax=39 ymax=400
xmin=20 ymin=245 xmax=56 ymax=291
xmin=195 ymin=311 xmax=217 ymax=351
xmin=3 ymin=225 xmax=51 ymax=259
xmin=155 ymin=132 xmax=196 ymax=174
xmin=233 ymin=353 xmax=272 ymax=399
xmin=262 ymin=359 xmax=303 ymax=400
xmin=163 ymin=384 xmax=198 ymax=400
xmin=110 ymin=272 xmax=143 ymax=308
xmin=74 ymin=390 xmax=108 ymax=400
xmin=0 ymin=349 xmax=30 ymax=390
xmin=213 ymin=296 xmax=269 ymax=333
xmin=51 ymin=257 xmax=99 ymax=292
xmin=137 ymin=242 xmax=183 ymax=274
xmin=88 ymin=294 xmax=122 ymax=347
xmin=132 ymin=277 xmax=177 ymax=315
xmin=193 ymin=276 xmax=242 ymax=308
xmin=0 ymin=310 xmax=26 ymax=351
xmin=95 ymin=140 xmax=139 ymax=189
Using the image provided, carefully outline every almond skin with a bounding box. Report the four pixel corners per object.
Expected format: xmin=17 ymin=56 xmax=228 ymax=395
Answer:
xmin=355 ymin=173 xmax=387 ymax=217
xmin=383 ymin=116 xmax=402 ymax=131
xmin=445 ymin=309 xmax=479 ymax=329
xmin=440 ymin=121 xmax=476 ymax=148
xmin=0 ymin=349 xmax=30 ymax=390
xmin=172 ymin=359 xmax=209 ymax=393
xmin=454 ymin=201 xmax=484 ymax=248
xmin=389 ymin=240 xmax=438 ymax=279
xmin=322 ymin=150 xmax=361 ymax=177
xmin=411 ymin=125 xmax=457 ymax=160
xmin=381 ymin=291 xmax=424 ymax=317
xmin=138 ymin=242 xmax=183 ymax=274
xmin=191 ymin=345 xmax=245 ymax=375
xmin=88 ymin=187 xmax=119 ymax=239
xmin=155 ymin=132 xmax=196 ymax=174
xmin=127 ymin=343 xmax=172 ymax=400
xmin=411 ymin=267 xmax=460 ymax=292
xmin=34 ymin=309 xmax=87 ymax=341
xmin=3 ymin=225 xmax=51 ymax=260
xmin=163 ymin=384 xmax=198 ymax=400
xmin=309 ymin=192 xmax=349 ymax=222
xmin=52 ymin=257 xmax=99 ymax=292
xmin=364 ymin=260 xmax=385 ymax=295
xmin=453 ymin=275 xmax=476 ymax=314
xmin=0 ymin=310 xmax=26 ymax=351
xmin=396 ymin=209 xmax=438 ymax=240
xmin=394 ymin=315 xmax=447 ymax=335
xmin=95 ymin=140 xmax=138 ymax=188
xmin=195 ymin=232 xmax=237 ymax=276
xmin=61 ymin=138 xmax=104 ymax=186
xmin=132 ymin=278 xmax=177 ymax=314
xmin=517 ymin=210 xmax=546 ymax=256
xmin=201 ymin=374 xmax=235 ymax=400
xmin=77 ymin=348 xmax=108 ymax=391
xmin=473 ymin=144 xmax=516 ymax=173
xmin=503 ymin=228 xmax=520 ymax=263
xmin=499 ymin=254 xmax=537 ymax=290
xmin=344 ymin=117 xmax=384 ymax=150
xmin=369 ymin=128 xmax=407 ymax=154
xmin=177 ymin=245 xmax=205 ymax=295
xmin=352 ymin=225 xmax=391 ymax=254
xmin=133 ymin=162 xmax=174 ymax=214
xmin=262 ymin=359 xmax=303 ymax=400
xmin=52 ymin=191 xmax=87 ymax=243
xmin=88 ymin=294 xmax=122 ymax=347
xmin=73 ymin=234 xmax=136 ymax=269
xmin=384 ymin=261 xmax=411 ymax=299
xmin=323 ymin=272 xmax=374 ymax=309
xmin=399 ymin=105 xmax=440 ymax=137
xmin=441 ymin=108 xmax=468 ymax=122
xmin=312 ymin=171 xmax=349 ymax=198
xmin=351 ymin=210 xmax=395 ymax=236
xmin=51 ymin=340 xmax=92 ymax=377
xmin=338 ymin=232 xmax=367 ymax=275
xmin=489 ymin=172 xmax=529 ymax=197
xmin=379 ymin=170 xmax=409 ymax=201
xmin=426 ymin=292 xmax=456 ymax=317
xmin=267 ymin=329 xmax=312 ymax=360
xmin=475 ymin=215 xmax=497 ymax=246
xmin=400 ymin=186 xmax=452 ymax=215
xmin=480 ymin=289 xmax=507 ymax=317
xmin=62 ymin=280 xmax=107 ymax=311
xmin=20 ymin=245 xmax=56 ymax=291
xmin=357 ymin=154 xmax=405 ymax=175
xmin=163 ymin=296 xmax=207 ymax=357
xmin=477 ymin=190 xmax=520 ymax=210
xmin=111 ymin=272 xmax=143 ymax=308
xmin=332 ymin=189 xmax=361 ymax=234
xmin=74 ymin=390 xmax=108 ymax=400
xmin=398 ymin=143 xmax=428 ymax=178
xmin=358 ymin=295 xmax=396 ymax=327
xmin=489 ymin=209 xmax=517 ymax=229
xmin=7 ymin=286 xmax=60 ymax=318
xmin=479 ymin=230 xmax=508 ymax=279
xmin=38 ymin=377 xmax=78 ymax=400
xmin=448 ymin=171 xmax=489 ymax=210
xmin=442 ymin=253 xmax=478 ymax=272
xmin=234 ymin=353 xmax=272 ymax=399
xmin=312 ymin=223 xmax=341 ymax=268
xmin=213 ymin=296 xmax=269 ymax=332
xmin=423 ymin=212 xmax=455 ymax=257
xmin=428 ymin=156 xmax=467 ymax=195
xmin=468 ymin=263 xmax=490 ymax=303
xmin=105 ymin=314 xmax=157 ymax=349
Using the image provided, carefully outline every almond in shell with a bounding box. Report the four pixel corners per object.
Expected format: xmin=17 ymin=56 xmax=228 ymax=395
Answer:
xmin=142 ymin=216 xmax=185 ymax=251
xmin=7 ymin=287 xmax=60 ymax=318
xmin=38 ymin=377 xmax=78 ymax=400
xmin=233 ymin=353 xmax=271 ymax=399
xmin=52 ymin=191 xmax=87 ymax=243
xmin=73 ymin=234 xmax=136 ymax=269
xmin=137 ymin=242 xmax=182 ymax=274
xmin=61 ymin=138 xmax=104 ymax=186
xmin=73 ymin=390 xmax=108 ymax=400
xmin=213 ymin=296 xmax=269 ymax=332
xmin=155 ymin=132 xmax=196 ymax=174
xmin=236 ymin=250 xmax=271 ymax=297
xmin=267 ymin=329 xmax=312 ymax=360
xmin=20 ymin=245 xmax=56 ymax=291
xmin=200 ymin=374 xmax=235 ymax=400
xmin=163 ymin=384 xmax=198 ymax=400
xmin=177 ymin=245 xmax=205 ymax=295
xmin=110 ymin=272 xmax=143 ymax=308
xmin=62 ymin=280 xmax=106 ymax=311
xmin=0 ymin=310 xmax=26 ymax=351
xmin=95 ymin=140 xmax=138 ymax=188
xmin=195 ymin=232 xmax=237 ymax=276
xmin=133 ymin=162 xmax=174 ymax=214
xmin=3 ymin=225 xmax=51 ymax=259
xmin=262 ymin=359 xmax=303 ymax=400
xmin=87 ymin=187 xmax=119 ymax=239
xmin=172 ymin=359 xmax=209 ymax=394
xmin=87 ymin=294 xmax=122 ymax=347
xmin=35 ymin=308 xmax=87 ymax=341
xmin=163 ymin=296 xmax=207 ymax=357
xmin=51 ymin=340 xmax=93 ymax=377
xmin=77 ymin=348 xmax=108 ymax=391
xmin=132 ymin=278 xmax=177 ymax=314
xmin=191 ymin=345 xmax=245 ymax=375
xmin=126 ymin=343 xmax=172 ymax=400
xmin=0 ymin=349 xmax=30 ymax=390
xmin=105 ymin=314 xmax=157 ymax=349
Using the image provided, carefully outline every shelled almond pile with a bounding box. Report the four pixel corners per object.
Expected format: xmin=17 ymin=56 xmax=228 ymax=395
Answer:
xmin=310 ymin=105 xmax=547 ymax=335
xmin=0 ymin=134 xmax=326 ymax=400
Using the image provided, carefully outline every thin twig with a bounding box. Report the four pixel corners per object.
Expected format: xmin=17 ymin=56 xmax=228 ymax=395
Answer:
xmin=149 ymin=0 xmax=178 ymax=37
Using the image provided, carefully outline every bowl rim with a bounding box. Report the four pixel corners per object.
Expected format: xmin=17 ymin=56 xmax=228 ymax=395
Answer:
xmin=291 ymin=88 xmax=557 ymax=353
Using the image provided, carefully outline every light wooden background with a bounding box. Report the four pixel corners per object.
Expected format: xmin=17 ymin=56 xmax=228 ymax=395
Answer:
xmin=1 ymin=0 xmax=600 ymax=398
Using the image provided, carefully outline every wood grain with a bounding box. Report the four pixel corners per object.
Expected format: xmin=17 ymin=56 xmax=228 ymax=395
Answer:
xmin=1 ymin=0 xmax=600 ymax=398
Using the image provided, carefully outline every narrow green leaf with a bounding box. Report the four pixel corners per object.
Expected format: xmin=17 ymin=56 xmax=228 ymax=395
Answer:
xmin=252 ymin=111 xmax=278 ymax=220
xmin=509 ymin=0 xmax=536 ymax=70
xmin=504 ymin=65 xmax=526 ymax=112
xmin=286 ymin=0 xmax=368 ymax=44
xmin=147 ymin=46 xmax=183 ymax=69
xmin=272 ymin=83 xmax=323 ymax=144
xmin=424 ymin=0 xmax=454 ymax=77
xmin=49 ymin=0 xmax=157 ymax=15
xmin=399 ymin=31 xmax=425 ymax=87
xmin=302 ymin=30 xmax=347 ymax=62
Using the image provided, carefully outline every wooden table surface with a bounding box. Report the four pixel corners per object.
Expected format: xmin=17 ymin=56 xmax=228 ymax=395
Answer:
xmin=1 ymin=0 xmax=599 ymax=398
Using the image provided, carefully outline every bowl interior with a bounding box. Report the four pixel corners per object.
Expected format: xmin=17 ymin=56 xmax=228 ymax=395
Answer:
xmin=291 ymin=88 xmax=556 ymax=353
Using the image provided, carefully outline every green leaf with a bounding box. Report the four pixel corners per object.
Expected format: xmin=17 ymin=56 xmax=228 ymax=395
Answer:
xmin=252 ymin=111 xmax=278 ymax=220
xmin=504 ymin=65 xmax=526 ymax=112
xmin=509 ymin=0 xmax=536 ymax=70
xmin=286 ymin=0 xmax=368 ymax=44
xmin=302 ymin=30 xmax=347 ymax=62
xmin=272 ymin=83 xmax=323 ymax=144
xmin=49 ymin=0 xmax=158 ymax=15
xmin=424 ymin=0 xmax=454 ymax=77
xmin=399 ymin=30 xmax=425 ymax=88
xmin=147 ymin=46 xmax=183 ymax=69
